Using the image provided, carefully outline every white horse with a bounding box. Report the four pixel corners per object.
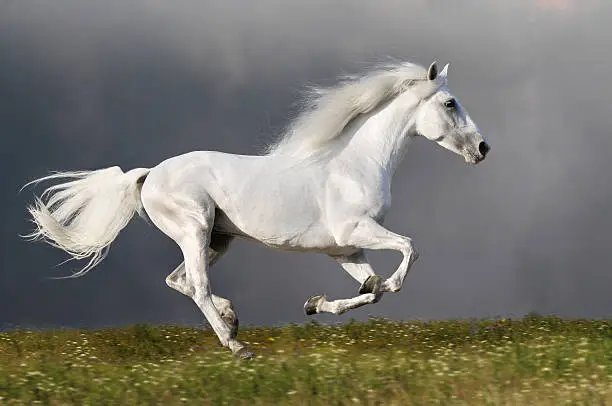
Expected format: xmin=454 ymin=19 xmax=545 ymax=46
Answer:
xmin=23 ymin=61 xmax=489 ymax=359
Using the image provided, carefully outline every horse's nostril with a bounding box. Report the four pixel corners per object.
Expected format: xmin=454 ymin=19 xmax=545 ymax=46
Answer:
xmin=478 ymin=141 xmax=490 ymax=157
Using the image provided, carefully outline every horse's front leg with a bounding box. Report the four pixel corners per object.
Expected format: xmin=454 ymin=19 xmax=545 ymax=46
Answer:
xmin=304 ymin=250 xmax=383 ymax=315
xmin=342 ymin=218 xmax=419 ymax=293
xmin=304 ymin=292 xmax=382 ymax=315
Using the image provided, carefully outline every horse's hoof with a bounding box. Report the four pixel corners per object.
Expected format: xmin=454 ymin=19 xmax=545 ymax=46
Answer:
xmin=359 ymin=275 xmax=382 ymax=295
xmin=304 ymin=295 xmax=324 ymax=315
xmin=234 ymin=347 xmax=255 ymax=360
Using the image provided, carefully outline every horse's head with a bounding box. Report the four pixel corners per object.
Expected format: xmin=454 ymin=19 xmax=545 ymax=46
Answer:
xmin=414 ymin=62 xmax=489 ymax=164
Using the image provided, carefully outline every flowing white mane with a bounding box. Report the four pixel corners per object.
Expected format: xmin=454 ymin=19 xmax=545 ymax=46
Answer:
xmin=266 ymin=62 xmax=429 ymax=158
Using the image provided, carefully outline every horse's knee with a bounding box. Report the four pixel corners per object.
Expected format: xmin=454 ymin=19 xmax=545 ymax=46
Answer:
xmin=385 ymin=280 xmax=402 ymax=293
xmin=403 ymin=238 xmax=418 ymax=260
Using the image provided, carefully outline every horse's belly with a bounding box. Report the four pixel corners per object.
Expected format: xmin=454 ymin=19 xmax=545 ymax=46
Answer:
xmin=215 ymin=201 xmax=338 ymax=252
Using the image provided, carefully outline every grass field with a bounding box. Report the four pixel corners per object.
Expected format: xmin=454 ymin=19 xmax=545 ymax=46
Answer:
xmin=1 ymin=315 xmax=611 ymax=405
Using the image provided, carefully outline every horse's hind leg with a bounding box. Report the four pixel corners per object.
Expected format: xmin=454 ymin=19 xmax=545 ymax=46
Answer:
xmin=166 ymin=266 xmax=238 ymax=330
xmin=142 ymin=190 xmax=252 ymax=359
xmin=166 ymin=264 xmax=239 ymax=338
xmin=165 ymin=233 xmax=234 ymax=294
xmin=179 ymin=228 xmax=240 ymax=349
xmin=165 ymin=234 xmax=239 ymax=336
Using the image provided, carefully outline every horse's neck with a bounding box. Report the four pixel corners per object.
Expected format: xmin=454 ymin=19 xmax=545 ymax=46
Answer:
xmin=335 ymin=93 xmax=418 ymax=178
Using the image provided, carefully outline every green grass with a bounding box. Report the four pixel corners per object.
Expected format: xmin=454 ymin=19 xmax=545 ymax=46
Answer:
xmin=1 ymin=315 xmax=611 ymax=405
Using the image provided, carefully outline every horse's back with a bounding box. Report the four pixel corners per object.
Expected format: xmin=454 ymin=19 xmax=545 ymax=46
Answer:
xmin=143 ymin=150 xmax=338 ymax=252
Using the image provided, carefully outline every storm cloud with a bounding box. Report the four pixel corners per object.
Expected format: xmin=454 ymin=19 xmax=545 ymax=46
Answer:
xmin=1 ymin=0 xmax=611 ymax=329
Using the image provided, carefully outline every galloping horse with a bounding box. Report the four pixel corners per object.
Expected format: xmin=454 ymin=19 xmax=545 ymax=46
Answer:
xmin=23 ymin=61 xmax=490 ymax=358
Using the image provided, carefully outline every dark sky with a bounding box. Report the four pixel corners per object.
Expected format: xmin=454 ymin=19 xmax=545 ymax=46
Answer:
xmin=1 ymin=0 xmax=611 ymax=330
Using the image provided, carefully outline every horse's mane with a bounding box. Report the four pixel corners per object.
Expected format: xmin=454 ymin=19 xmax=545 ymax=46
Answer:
xmin=265 ymin=61 xmax=429 ymax=159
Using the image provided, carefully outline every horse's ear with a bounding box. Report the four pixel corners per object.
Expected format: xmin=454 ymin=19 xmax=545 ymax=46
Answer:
xmin=427 ymin=61 xmax=438 ymax=81
xmin=439 ymin=63 xmax=449 ymax=80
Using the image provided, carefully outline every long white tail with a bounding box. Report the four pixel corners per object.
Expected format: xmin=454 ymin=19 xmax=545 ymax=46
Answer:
xmin=22 ymin=166 xmax=151 ymax=277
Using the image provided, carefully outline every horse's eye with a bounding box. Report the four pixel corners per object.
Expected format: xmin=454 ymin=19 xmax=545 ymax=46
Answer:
xmin=444 ymin=99 xmax=456 ymax=109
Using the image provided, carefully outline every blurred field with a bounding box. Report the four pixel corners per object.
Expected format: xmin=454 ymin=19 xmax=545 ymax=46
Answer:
xmin=0 ymin=316 xmax=611 ymax=405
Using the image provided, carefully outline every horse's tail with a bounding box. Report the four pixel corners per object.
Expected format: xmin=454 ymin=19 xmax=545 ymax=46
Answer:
xmin=22 ymin=166 xmax=151 ymax=277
